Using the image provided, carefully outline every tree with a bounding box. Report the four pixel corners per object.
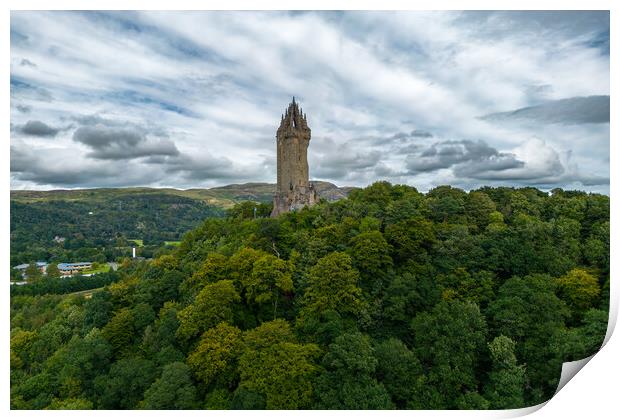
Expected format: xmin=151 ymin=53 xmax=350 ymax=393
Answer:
xmin=438 ymin=268 xmax=495 ymax=309
xmin=179 ymin=253 xmax=230 ymax=298
xmin=374 ymin=338 xmax=424 ymax=408
xmin=176 ymin=280 xmax=240 ymax=342
xmin=465 ymin=191 xmax=497 ymax=230
xmin=487 ymin=274 xmax=569 ymax=402
xmin=187 ymin=322 xmax=242 ymax=387
xmin=136 ymin=269 xmax=184 ymax=310
xmin=236 ymin=319 xmax=320 ymax=409
xmin=245 ymin=254 xmax=293 ymax=320
xmin=46 ymin=263 xmax=61 ymax=278
xmin=556 ymin=268 xmax=600 ymax=318
xmin=483 ymin=336 xmax=526 ymax=409
xmin=299 ymin=252 xmax=365 ymax=322
xmin=141 ymin=362 xmax=198 ymax=409
xmin=94 ymin=357 xmax=157 ymax=409
xmin=46 ymin=397 xmax=94 ymax=409
xmin=25 ymin=262 xmax=42 ymax=281
xmin=238 ymin=341 xmax=320 ymax=409
xmin=410 ymin=300 xmax=487 ymax=408
xmin=101 ymin=308 xmax=135 ymax=355
xmin=44 ymin=328 xmax=112 ymax=401
xmin=348 ymin=230 xmax=393 ymax=295
xmin=384 ymin=218 xmax=435 ymax=265
xmin=382 ymin=266 xmax=440 ymax=335
xmin=313 ymin=332 xmax=392 ymax=409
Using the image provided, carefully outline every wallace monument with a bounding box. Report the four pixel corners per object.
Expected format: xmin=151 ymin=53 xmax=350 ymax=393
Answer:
xmin=271 ymin=98 xmax=318 ymax=217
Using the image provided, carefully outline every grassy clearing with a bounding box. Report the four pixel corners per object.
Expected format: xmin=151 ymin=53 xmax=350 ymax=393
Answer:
xmin=128 ymin=239 xmax=144 ymax=247
xmin=164 ymin=241 xmax=182 ymax=247
xmin=82 ymin=264 xmax=111 ymax=275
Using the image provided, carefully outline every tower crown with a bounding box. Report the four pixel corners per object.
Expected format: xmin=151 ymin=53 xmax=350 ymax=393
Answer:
xmin=278 ymin=97 xmax=309 ymax=134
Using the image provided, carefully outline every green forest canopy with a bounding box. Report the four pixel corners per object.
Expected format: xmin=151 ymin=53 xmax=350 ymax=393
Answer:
xmin=10 ymin=182 xmax=609 ymax=409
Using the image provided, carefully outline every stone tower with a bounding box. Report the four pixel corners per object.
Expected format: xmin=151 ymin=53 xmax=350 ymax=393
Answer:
xmin=271 ymin=97 xmax=318 ymax=217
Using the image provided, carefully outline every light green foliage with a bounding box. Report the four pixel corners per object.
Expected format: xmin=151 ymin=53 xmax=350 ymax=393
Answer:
xmin=465 ymin=191 xmax=496 ymax=230
xmin=439 ymin=268 xmax=495 ymax=308
xmin=242 ymin=318 xmax=295 ymax=350
xmin=239 ymin=341 xmax=320 ymax=409
xmin=46 ymin=397 xmax=94 ymax=409
xmin=300 ymin=252 xmax=365 ymax=321
xmin=238 ymin=319 xmax=320 ymax=409
xmin=244 ymin=254 xmax=293 ymax=319
xmin=176 ymin=280 xmax=240 ymax=341
xmin=11 ymin=329 xmax=37 ymax=370
xmin=556 ymin=268 xmax=600 ymax=314
xmin=187 ymin=322 xmax=242 ymax=386
xmin=101 ymin=308 xmax=135 ymax=354
xmin=181 ymin=253 xmax=230 ymax=297
xmin=9 ymin=182 xmax=609 ymax=410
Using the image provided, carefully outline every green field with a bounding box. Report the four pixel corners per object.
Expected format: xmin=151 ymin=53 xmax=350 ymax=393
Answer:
xmin=164 ymin=241 xmax=182 ymax=247
xmin=81 ymin=264 xmax=111 ymax=275
xmin=128 ymin=239 xmax=144 ymax=247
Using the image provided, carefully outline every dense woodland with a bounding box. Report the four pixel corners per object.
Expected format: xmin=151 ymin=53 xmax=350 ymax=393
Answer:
xmin=10 ymin=182 xmax=609 ymax=409
xmin=10 ymin=194 xmax=224 ymax=267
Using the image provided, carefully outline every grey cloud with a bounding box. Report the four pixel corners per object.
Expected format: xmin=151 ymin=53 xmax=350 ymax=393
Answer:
xmin=481 ymin=96 xmax=610 ymax=125
xmin=10 ymin=80 xmax=53 ymax=102
xmin=410 ymin=129 xmax=433 ymax=138
xmin=70 ymin=114 xmax=171 ymax=138
xmin=16 ymin=104 xmax=31 ymax=113
xmin=73 ymin=125 xmax=179 ymax=160
xmin=313 ymin=144 xmax=383 ymax=179
xmin=19 ymin=120 xmax=59 ymax=137
xmin=144 ymin=152 xmax=240 ymax=181
xmin=407 ymin=140 xmax=523 ymax=174
xmin=20 ymin=58 xmax=36 ymax=67
xmin=10 ymin=146 xmax=158 ymax=187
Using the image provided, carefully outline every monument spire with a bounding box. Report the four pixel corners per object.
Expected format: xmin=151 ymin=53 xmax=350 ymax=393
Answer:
xmin=272 ymin=97 xmax=318 ymax=217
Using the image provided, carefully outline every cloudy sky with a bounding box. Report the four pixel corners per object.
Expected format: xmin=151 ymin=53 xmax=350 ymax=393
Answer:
xmin=10 ymin=11 xmax=610 ymax=193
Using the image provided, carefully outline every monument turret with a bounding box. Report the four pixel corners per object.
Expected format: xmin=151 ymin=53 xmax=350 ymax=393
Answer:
xmin=271 ymin=97 xmax=318 ymax=217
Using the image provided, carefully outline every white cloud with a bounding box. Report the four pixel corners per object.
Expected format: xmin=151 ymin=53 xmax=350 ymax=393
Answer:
xmin=10 ymin=11 xmax=609 ymax=193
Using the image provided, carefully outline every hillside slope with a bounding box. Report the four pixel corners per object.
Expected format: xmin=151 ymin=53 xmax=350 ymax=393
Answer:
xmin=10 ymin=181 xmax=354 ymax=208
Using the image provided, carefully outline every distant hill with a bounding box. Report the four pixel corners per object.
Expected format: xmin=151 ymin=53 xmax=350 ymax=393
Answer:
xmin=10 ymin=181 xmax=355 ymax=208
xmin=10 ymin=181 xmax=354 ymax=266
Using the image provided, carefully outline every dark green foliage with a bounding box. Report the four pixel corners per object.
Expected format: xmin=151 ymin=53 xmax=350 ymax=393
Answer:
xmin=10 ymin=182 xmax=609 ymax=409
xmin=141 ymin=362 xmax=198 ymax=409
xmin=410 ymin=300 xmax=487 ymax=408
xmin=483 ymin=336 xmax=526 ymax=409
xmin=374 ymin=338 xmax=423 ymax=408
xmin=313 ymin=333 xmax=393 ymax=409
xmin=10 ymin=193 xmax=224 ymax=267
xmin=94 ymin=357 xmax=157 ymax=409
xmin=11 ymin=272 xmax=120 ymax=297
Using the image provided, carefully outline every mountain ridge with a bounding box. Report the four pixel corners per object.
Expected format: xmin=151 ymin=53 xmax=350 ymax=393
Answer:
xmin=10 ymin=181 xmax=356 ymax=208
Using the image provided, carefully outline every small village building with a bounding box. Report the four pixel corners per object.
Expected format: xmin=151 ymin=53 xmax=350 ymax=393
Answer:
xmin=57 ymin=262 xmax=93 ymax=276
xmin=13 ymin=261 xmax=47 ymax=273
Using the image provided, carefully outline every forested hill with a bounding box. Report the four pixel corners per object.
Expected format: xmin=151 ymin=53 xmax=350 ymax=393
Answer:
xmin=9 ymin=182 xmax=352 ymax=266
xmin=10 ymin=181 xmax=353 ymax=207
xmin=10 ymin=182 xmax=609 ymax=409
